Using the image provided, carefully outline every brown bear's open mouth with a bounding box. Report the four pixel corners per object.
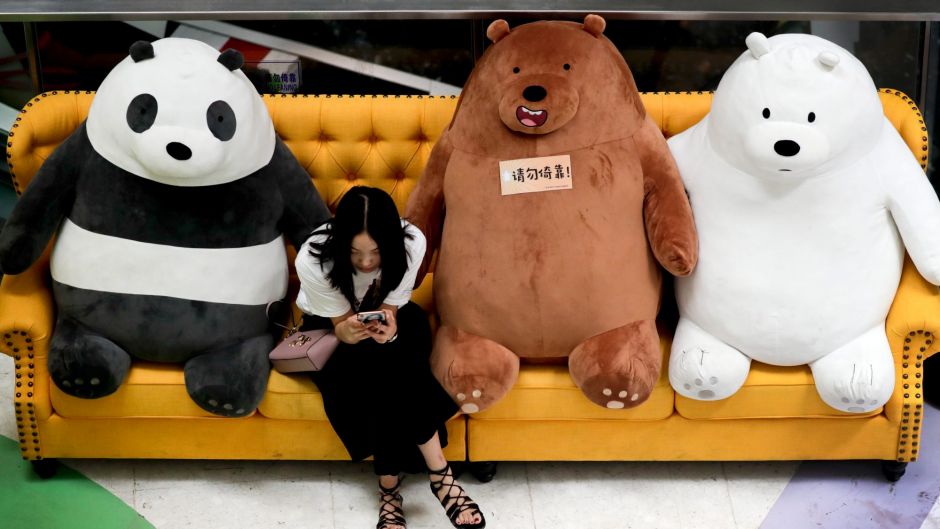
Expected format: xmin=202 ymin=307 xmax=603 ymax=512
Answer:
xmin=516 ymin=105 xmax=548 ymax=127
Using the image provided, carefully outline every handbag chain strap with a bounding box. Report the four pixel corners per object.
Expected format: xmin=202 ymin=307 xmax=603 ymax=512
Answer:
xmin=267 ymin=301 xmax=304 ymax=337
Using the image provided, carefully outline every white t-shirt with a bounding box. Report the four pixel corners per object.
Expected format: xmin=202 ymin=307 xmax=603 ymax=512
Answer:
xmin=295 ymin=220 xmax=426 ymax=318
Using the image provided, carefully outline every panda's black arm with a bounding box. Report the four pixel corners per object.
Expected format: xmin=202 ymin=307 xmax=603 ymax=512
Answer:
xmin=0 ymin=126 xmax=82 ymax=275
xmin=271 ymin=138 xmax=331 ymax=249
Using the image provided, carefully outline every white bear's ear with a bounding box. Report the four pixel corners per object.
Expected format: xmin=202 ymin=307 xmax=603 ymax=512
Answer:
xmin=817 ymin=51 xmax=840 ymax=70
xmin=487 ymin=20 xmax=511 ymax=43
xmin=745 ymin=32 xmax=771 ymax=59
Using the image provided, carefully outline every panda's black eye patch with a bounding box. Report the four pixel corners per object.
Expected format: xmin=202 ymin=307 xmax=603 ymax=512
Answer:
xmin=126 ymin=93 xmax=158 ymax=133
xmin=206 ymin=100 xmax=236 ymax=141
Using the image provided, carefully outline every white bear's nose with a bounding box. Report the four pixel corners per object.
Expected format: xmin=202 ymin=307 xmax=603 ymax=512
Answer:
xmin=774 ymin=140 xmax=800 ymax=157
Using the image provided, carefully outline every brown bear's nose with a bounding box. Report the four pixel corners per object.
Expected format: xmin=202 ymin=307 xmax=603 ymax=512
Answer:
xmin=523 ymin=85 xmax=547 ymax=102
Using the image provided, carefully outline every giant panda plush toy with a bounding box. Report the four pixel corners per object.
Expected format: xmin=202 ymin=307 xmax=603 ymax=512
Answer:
xmin=667 ymin=32 xmax=940 ymax=413
xmin=0 ymin=38 xmax=330 ymax=416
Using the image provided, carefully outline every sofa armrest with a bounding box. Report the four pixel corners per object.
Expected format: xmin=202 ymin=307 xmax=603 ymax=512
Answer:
xmin=0 ymin=245 xmax=55 ymax=359
xmin=884 ymin=255 xmax=938 ymax=431
xmin=0 ymin=244 xmax=55 ymax=428
xmin=886 ymin=255 xmax=940 ymax=361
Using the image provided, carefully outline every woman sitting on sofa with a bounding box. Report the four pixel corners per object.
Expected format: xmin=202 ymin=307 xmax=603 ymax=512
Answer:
xmin=295 ymin=186 xmax=485 ymax=529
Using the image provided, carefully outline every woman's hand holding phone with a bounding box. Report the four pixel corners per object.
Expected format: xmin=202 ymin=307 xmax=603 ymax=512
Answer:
xmin=335 ymin=314 xmax=373 ymax=344
xmin=363 ymin=309 xmax=397 ymax=344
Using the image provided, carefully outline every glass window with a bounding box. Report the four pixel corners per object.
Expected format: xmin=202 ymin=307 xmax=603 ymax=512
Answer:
xmin=0 ymin=16 xmax=935 ymax=222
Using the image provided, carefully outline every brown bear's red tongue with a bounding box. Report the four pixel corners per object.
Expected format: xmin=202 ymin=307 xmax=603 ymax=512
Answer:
xmin=516 ymin=105 xmax=548 ymax=127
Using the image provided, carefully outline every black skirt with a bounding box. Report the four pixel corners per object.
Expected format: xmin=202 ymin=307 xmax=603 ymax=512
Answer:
xmin=303 ymin=301 xmax=459 ymax=476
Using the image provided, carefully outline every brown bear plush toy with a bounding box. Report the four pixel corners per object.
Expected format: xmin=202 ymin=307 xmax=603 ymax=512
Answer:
xmin=406 ymin=15 xmax=697 ymax=412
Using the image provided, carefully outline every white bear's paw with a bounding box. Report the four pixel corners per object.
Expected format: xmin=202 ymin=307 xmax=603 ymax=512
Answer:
xmin=817 ymin=362 xmax=888 ymax=413
xmin=669 ymin=347 xmax=750 ymax=401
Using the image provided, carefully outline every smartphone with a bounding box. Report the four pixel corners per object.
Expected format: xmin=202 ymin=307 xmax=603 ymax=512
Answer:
xmin=356 ymin=310 xmax=387 ymax=323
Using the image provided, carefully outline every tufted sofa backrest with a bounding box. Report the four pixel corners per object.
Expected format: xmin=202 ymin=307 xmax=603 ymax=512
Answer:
xmin=7 ymin=89 xmax=929 ymax=212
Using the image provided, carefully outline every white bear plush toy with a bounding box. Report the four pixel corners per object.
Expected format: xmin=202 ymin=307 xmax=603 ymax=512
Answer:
xmin=668 ymin=32 xmax=940 ymax=413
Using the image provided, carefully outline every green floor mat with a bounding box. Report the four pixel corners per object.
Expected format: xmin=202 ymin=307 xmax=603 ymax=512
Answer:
xmin=0 ymin=436 xmax=154 ymax=529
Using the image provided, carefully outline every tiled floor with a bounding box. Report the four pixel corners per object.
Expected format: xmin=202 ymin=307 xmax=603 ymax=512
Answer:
xmin=1 ymin=353 xmax=937 ymax=529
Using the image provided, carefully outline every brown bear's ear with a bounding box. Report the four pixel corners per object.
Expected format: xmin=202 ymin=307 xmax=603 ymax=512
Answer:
xmin=487 ymin=20 xmax=511 ymax=43
xmin=582 ymin=14 xmax=606 ymax=37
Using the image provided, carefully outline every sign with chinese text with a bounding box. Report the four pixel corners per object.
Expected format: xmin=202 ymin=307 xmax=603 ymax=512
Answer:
xmin=498 ymin=155 xmax=573 ymax=196
xmin=245 ymin=59 xmax=302 ymax=94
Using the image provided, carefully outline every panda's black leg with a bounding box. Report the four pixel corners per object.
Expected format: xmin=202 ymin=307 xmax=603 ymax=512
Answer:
xmin=184 ymin=334 xmax=273 ymax=417
xmin=48 ymin=316 xmax=131 ymax=398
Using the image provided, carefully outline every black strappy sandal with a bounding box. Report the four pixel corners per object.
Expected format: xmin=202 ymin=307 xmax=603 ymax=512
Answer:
xmin=428 ymin=464 xmax=486 ymax=529
xmin=377 ymin=477 xmax=406 ymax=529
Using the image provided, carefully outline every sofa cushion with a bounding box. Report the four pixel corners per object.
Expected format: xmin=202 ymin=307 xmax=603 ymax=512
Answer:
xmin=675 ymin=361 xmax=883 ymax=419
xmin=51 ymin=362 xmax=239 ymax=418
xmin=257 ymin=370 xmax=328 ymax=420
xmin=51 ymin=363 xmax=329 ymax=420
xmin=471 ymin=339 xmax=674 ymax=421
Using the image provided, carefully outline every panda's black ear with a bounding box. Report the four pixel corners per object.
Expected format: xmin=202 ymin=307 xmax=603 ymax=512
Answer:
xmin=218 ymin=49 xmax=244 ymax=71
xmin=129 ymin=41 xmax=155 ymax=63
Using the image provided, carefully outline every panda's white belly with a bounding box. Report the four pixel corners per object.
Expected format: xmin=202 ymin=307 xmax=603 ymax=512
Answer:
xmin=674 ymin=140 xmax=903 ymax=365
xmin=51 ymin=219 xmax=288 ymax=305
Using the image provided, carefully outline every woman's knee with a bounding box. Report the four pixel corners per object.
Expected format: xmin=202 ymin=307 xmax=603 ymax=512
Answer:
xmin=394 ymin=304 xmax=432 ymax=347
xmin=396 ymin=302 xmax=428 ymax=327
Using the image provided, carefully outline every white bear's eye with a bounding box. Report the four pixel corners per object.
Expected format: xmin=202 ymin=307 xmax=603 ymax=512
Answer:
xmin=808 ymin=112 xmax=816 ymax=123
xmin=762 ymin=108 xmax=770 ymax=119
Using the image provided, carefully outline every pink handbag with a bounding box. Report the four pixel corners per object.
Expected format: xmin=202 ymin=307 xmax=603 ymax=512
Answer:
xmin=267 ymin=302 xmax=339 ymax=373
xmin=269 ymin=329 xmax=339 ymax=373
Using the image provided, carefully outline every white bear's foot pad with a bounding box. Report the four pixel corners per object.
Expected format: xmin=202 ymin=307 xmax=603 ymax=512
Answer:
xmin=817 ymin=362 xmax=887 ymax=413
xmin=669 ymin=346 xmax=751 ymax=402
xmin=809 ymin=327 xmax=894 ymax=414
xmin=680 ymin=374 xmax=722 ymax=399
xmin=841 ymin=395 xmax=881 ymax=413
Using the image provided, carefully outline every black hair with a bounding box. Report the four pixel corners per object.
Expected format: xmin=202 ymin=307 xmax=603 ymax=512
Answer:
xmin=308 ymin=186 xmax=412 ymax=311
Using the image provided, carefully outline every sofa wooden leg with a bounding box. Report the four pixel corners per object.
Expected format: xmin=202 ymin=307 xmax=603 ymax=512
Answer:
xmin=30 ymin=458 xmax=58 ymax=479
xmin=469 ymin=461 xmax=498 ymax=483
xmin=881 ymin=460 xmax=907 ymax=482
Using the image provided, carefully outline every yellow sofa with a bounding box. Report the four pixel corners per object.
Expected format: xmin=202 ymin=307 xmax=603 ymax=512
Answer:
xmin=1 ymin=89 xmax=936 ymax=481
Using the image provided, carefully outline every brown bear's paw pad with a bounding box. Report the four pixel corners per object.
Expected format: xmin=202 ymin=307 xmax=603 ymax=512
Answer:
xmin=433 ymin=326 xmax=520 ymax=413
xmin=601 ymin=388 xmax=642 ymax=409
xmin=455 ymin=388 xmax=486 ymax=413
xmin=581 ymin=374 xmax=653 ymax=409
xmin=447 ymin=374 xmax=505 ymax=413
